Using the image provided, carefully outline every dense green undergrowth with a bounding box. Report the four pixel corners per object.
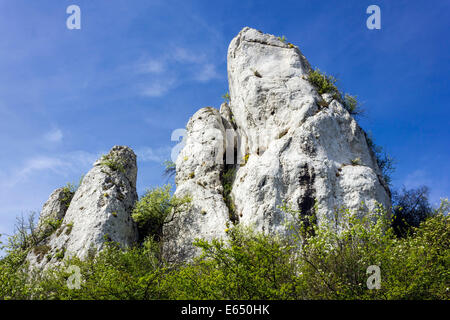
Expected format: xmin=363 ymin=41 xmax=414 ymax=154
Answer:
xmin=1 ymin=199 xmax=448 ymax=300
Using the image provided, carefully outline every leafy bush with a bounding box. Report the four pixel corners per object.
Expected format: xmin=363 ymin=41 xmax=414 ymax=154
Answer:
xmin=61 ymin=183 xmax=76 ymax=208
xmin=221 ymin=167 xmax=237 ymax=222
xmin=241 ymin=153 xmax=250 ymax=167
xmin=163 ymin=160 xmax=176 ymax=178
xmin=392 ymin=186 xmax=435 ymax=237
xmin=307 ymin=69 xmax=365 ymax=117
xmin=364 ymin=132 xmax=395 ymax=186
xmin=307 ymin=69 xmax=340 ymax=96
xmin=1 ymin=195 xmax=448 ymax=300
xmin=222 ymin=92 xmax=230 ymax=103
xmin=132 ymin=185 xmax=191 ymax=242
xmin=167 ymin=227 xmax=298 ymax=299
xmin=343 ymin=93 xmax=364 ymax=116
xmin=277 ymin=35 xmax=287 ymax=43
xmin=100 ymin=154 xmax=125 ymax=173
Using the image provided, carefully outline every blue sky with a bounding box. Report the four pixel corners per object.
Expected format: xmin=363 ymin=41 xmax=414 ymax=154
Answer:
xmin=0 ymin=0 xmax=449 ymax=241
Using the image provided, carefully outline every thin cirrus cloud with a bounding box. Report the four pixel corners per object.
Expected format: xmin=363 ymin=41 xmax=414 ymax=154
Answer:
xmin=136 ymin=46 xmax=221 ymax=97
xmin=136 ymin=146 xmax=171 ymax=163
xmin=195 ymin=63 xmax=220 ymax=82
xmin=0 ymin=151 xmax=99 ymax=188
xmin=140 ymin=78 xmax=176 ymax=97
xmin=136 ymin=58 xmax=166 ymax=74
xmin=402 ymin=169 xmax=449 ymax=206
xmin=43 ymin=128 xmax=63 ymax=143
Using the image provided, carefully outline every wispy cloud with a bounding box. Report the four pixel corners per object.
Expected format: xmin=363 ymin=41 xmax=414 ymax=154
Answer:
xmin=141 ymin=78 xmax=176 ymax=97
xmin=403 ymin=169 xmax=431 ymax=190
xmin=0 ymin=151 xmax=99 ymax=188
xmin=136 ymin=58 xmax=166 ymax=74
xmin=134 ymin=46 xmax=221 ymax=98
xmin=195 ymin=63 xmax=220 ymax=82
xmin=402 ymin=169 xmax=449 ymax=206
xmin=43 ymin=128 xmax=63 ymax=143
xmin=136 ymin=146 xmax=171 ymax=163
xmin=171 ymin=47 xmax=205 ymax=64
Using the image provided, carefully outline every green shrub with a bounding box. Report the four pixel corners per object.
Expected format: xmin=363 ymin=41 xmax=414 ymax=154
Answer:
xmin=61 ymin=183 xmax=76 ymax=208
xmin=221 ymin=167 xmax=237 ymax=221
xmin=343 ymin=93 xmax=363 ymax=116
xmin=307 ymin=69 xmax=365 ymax=116
xmin=1 ymin=196 xmax=448 ymax=300
xmin=65 ymin=223 xmax=74 ymax=235
xmin=307 ymin=69 xmax=340 ymax=96
xmin=132 ymin=185 xmax=191 ymax=242
xmin=365 ymin=132 xmax=395 ymax=186
xmin=163 ymin=160 xmax=176 ymax=178
xmin=241 ymin=153 xmax=250 ymax=167
xmin=350 ymin=157 xmax=361 ymax=166
xmin=100 ymin=154 xmax=125 ymax=173
xmin=222 ymin=92 xmax=230 ymax=103
xmin=277 ymin=35 xmax=287 ymax=43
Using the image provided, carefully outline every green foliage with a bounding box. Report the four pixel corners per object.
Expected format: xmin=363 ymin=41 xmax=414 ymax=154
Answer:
xmin=65 ymin=222 xmax=74 ymax=236
xmin=280 ymin=201 xmax=449 ymax=299
xmin=1 ymin=197 xmax=448 ymax=300
xmin=392 ymin=186 xmax=435 ymax=237
xmin=222 ymin=92 xmax=230 ymax=103
xmin=307 ymin=69 xmax=340 ymax=96
xmin=61 ymin=183 xmax=76 ymax=208
xmin=132 ymin=185 xmax=191 ymax=242
xmin=350 ymin=157 xmax=361 ymax=166
xmin=163 ymin=160 xmax=176 ymax=178
xmin=240 ymin=153 xmax=250 ymax=167
xmin=277 ymin=35 xmax=287 ymax=43
xmin=168 ymin=226 xmax=298 ymax=299
xmin=307 ymin=69 xmax=364 ymax=116
xmin=45 ymin=218 xmax=63 ymax=232
xmin=221 ymin=167 xmax=237 ymax=222
xmin=54 ymin=248 xmax=65 ymax=261
xmin=25 ymin=241 xmax=168 ymax=300
xmin=365 ymin=132 xmax=395 ymax=186
xmin=100 ymin=154 xmax=126 ymax=173
xmin=343 ymin=94 xmax=363 ymax=116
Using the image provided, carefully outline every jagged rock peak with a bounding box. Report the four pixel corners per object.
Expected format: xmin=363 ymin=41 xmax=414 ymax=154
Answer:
xmin=27 ymin=145 xmax=138 ymax=269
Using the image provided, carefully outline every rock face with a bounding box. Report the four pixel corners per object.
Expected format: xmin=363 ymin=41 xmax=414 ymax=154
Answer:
xmin=167 ymin=27 xmax=391 ymax=260
xmin=164 ymin=107 xmax=232 ymax=260
xmin=27 ymin=146 xmax=138 ymax=269
xmin=35 ymin=187 xmax=74 ymax=236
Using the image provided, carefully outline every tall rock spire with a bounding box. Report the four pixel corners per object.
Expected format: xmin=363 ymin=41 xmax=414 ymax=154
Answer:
xmin=27 ymin=146 xmax=138 ymax=269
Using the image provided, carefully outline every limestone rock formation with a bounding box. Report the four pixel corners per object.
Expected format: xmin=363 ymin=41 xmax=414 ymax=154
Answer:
xmin=35 ymin=187 xmax=74 ymax=236
xmin=167 ymin=27 xmax=391 ymax=259
xmin=27 ymin=146 xmax=138 ymax=269
xmin=164 ymin=107 xmax=232 ymax=260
